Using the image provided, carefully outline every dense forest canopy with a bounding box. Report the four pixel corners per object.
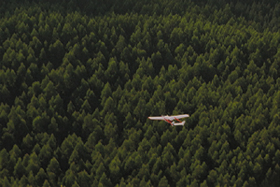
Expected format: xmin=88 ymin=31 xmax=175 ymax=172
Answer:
xmin=1 ymin=0 xmax=280 ymax=186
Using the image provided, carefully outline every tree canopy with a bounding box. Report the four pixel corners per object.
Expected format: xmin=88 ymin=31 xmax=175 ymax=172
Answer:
xmin=1 ymin=0 xmax=280 ymax=186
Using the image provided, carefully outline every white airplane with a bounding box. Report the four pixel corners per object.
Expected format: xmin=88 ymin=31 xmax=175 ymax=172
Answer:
xmin=148 ymin=114 xmax=189 ymax=126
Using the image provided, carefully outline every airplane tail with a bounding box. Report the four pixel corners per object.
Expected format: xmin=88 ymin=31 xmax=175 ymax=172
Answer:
xmin=173 ymin=121 xmax=185 ymax=126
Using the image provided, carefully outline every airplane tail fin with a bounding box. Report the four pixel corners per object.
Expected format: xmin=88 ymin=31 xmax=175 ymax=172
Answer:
xmin=173 ymin=121 xmax=185 ymax=126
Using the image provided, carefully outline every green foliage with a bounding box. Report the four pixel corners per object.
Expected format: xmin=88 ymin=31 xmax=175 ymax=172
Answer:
xmin=1 ymin=1 xmax=280 ymax=186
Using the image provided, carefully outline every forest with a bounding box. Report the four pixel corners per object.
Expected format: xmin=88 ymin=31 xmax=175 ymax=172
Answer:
xmin=1 ymin=0 xmax=280 ymax=186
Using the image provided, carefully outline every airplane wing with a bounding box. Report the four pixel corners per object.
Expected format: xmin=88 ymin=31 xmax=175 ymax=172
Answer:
xmin=148 ymin=116 xmax=165 ymax=120
xmin=148 ymin=114 xmax=189 ymax=121
xmin=170 ymin=114 xmax=189 ymax=120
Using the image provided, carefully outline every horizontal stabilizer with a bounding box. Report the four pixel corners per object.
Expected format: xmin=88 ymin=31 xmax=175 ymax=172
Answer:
xmin=173 ymin=121 xmax=185 ymax=126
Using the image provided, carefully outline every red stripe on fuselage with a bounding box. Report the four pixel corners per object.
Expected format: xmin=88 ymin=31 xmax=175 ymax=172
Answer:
xmin=174 ymin=117 xmax=182 ymax=122
xmin=164 ymin=118 xmax=173 ymax=126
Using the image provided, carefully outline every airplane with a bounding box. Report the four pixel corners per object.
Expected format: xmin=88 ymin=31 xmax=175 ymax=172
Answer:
xmin=148 ymin=114 xmax=189 ymax=126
